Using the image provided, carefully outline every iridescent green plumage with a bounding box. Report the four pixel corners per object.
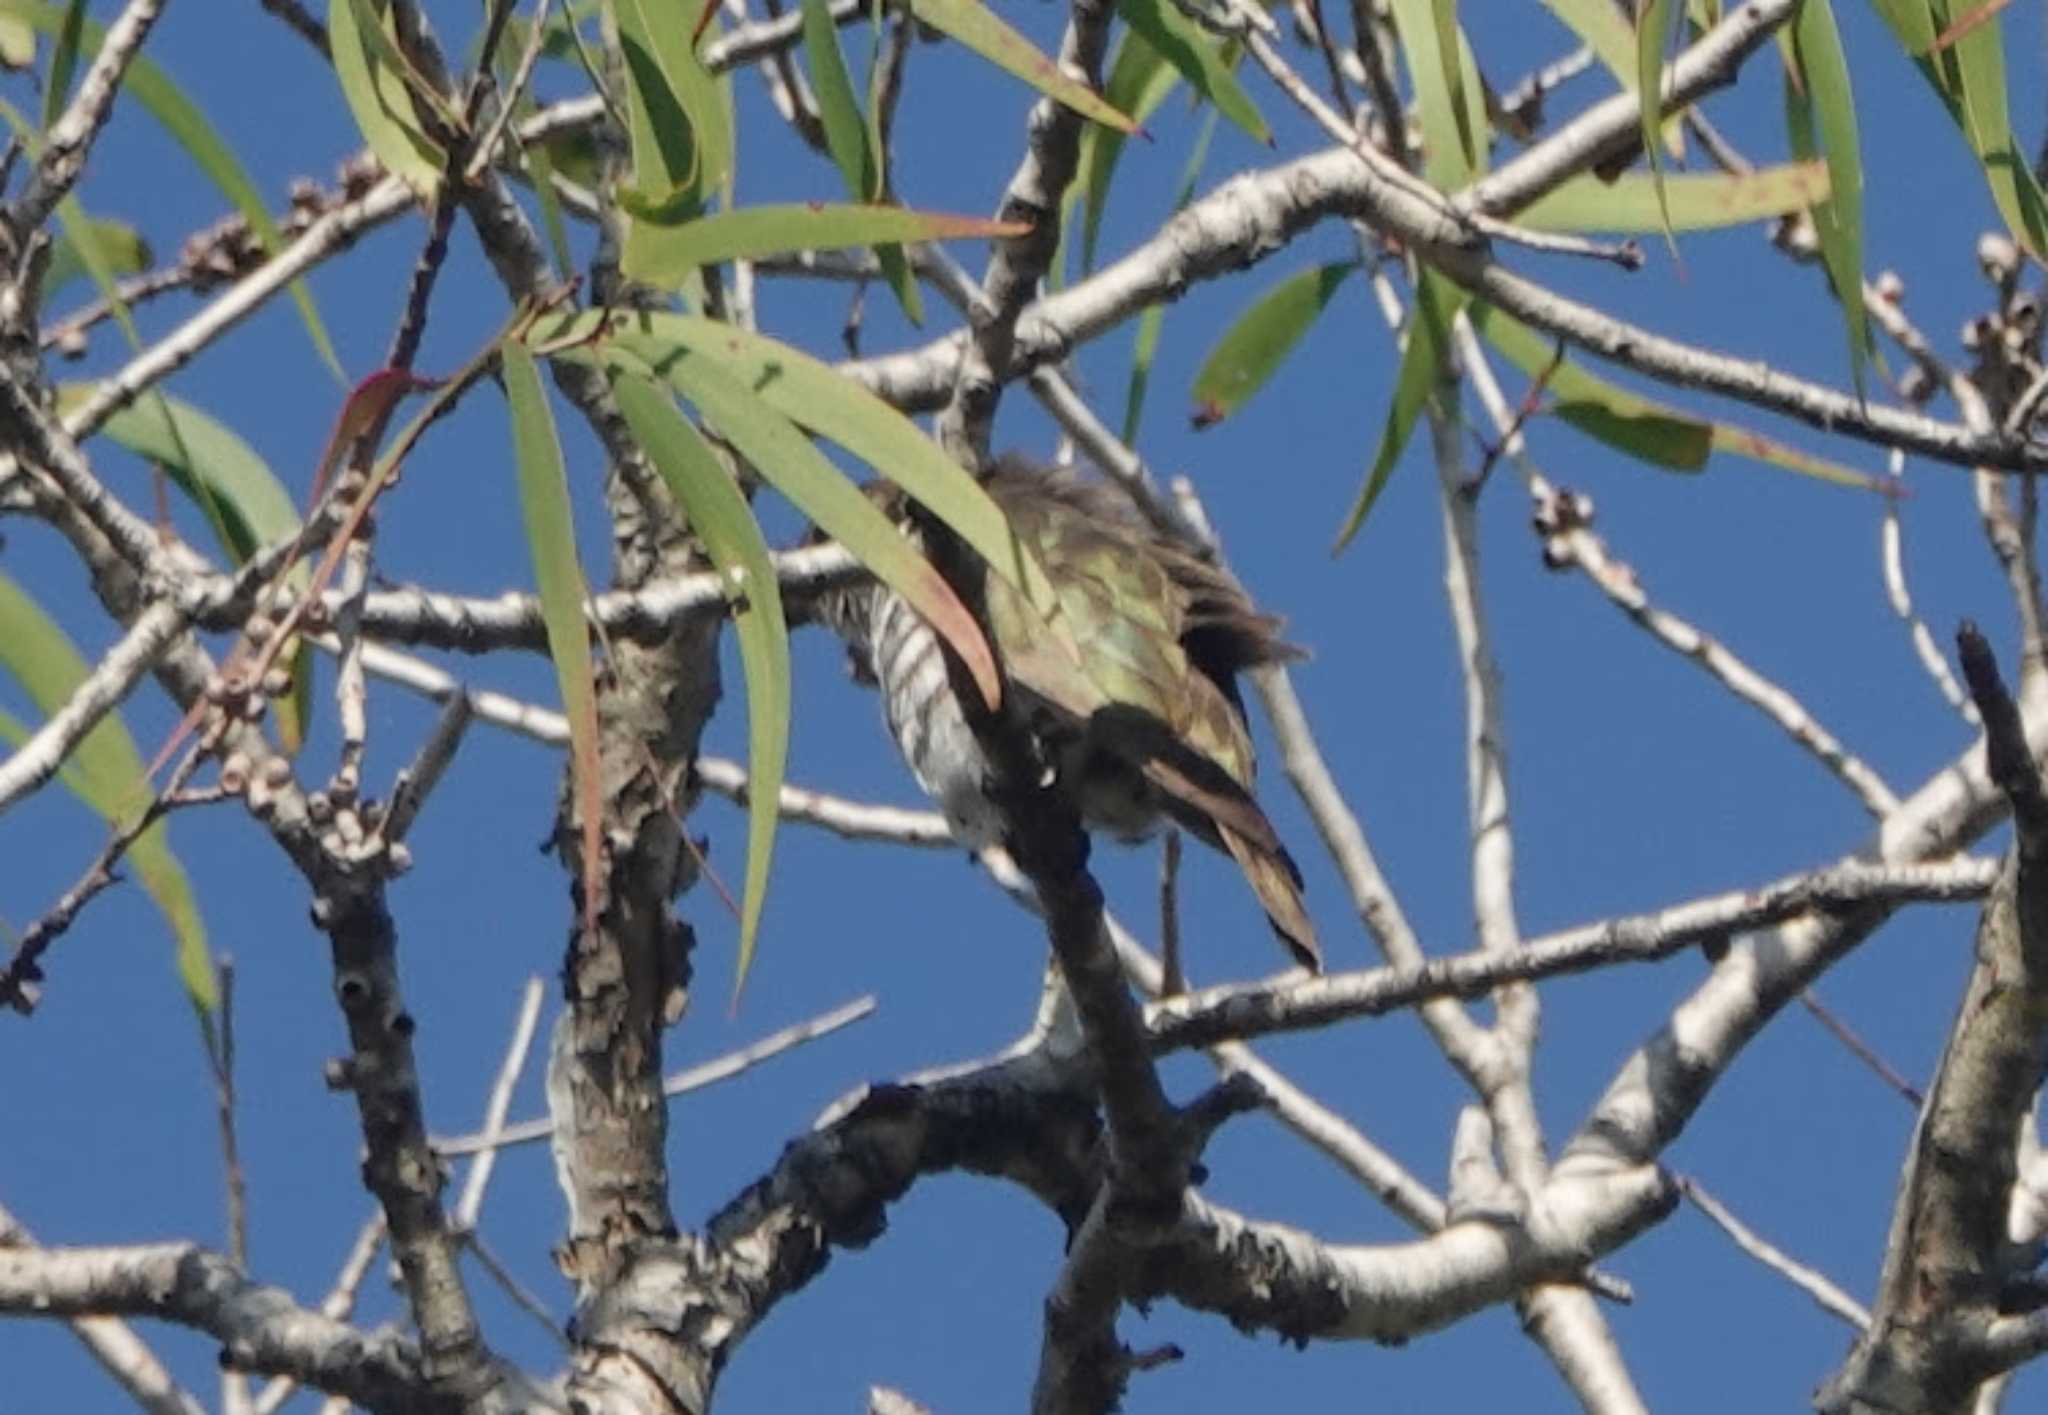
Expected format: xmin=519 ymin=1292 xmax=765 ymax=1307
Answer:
xmin=822 ymin=460 xmax=1320 ymax=971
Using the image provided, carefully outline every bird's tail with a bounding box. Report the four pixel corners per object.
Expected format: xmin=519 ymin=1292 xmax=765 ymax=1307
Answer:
xmin=1218 ymin=824 xmax=1321 ymax=972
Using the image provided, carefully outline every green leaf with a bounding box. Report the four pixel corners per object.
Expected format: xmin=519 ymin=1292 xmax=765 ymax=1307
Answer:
xmin=0 ymin=0 xmax=343 ymax=379
xmin=804 ymin=0 xmax=875 ymax=198
xmin=1472 ymin=303 xmax=1709 ymax=471
xmin=500 ymin=342 xmax=604 ymax=947
xmin=612 ymin=375 xmax=789 ymax=998
xmin=1514 ymin=161 xmax=1830 ymax=231
xmin=1123 ymin=105 xmax=1217 ymax=442
xmin=1336 ymin=270 xmax=1465 ymax=551
xmin=343 ymin=0 xmax=463 ymax=131
xmin=539 ymin=311 xmax=1059 ymax=641
xmin=58 ymin=385 xmax=299 ymax=564
xmin=1388 ymin=0 xmax=1474 ymax=184
xmin=523 ymin=108 xmax=577 ymax=281
xmin=1112 ymin=0 xmax=1267 ymax=144
xmin=584 ymin=333 xmax=1006 ymax=708
xmin=610 ymin=0 xmax=733 ymax=209
xmin=1068 ymin=30 xmax=1181 ymax=279
xmin=1786 ymin=0 xmax=1869 ymax=399
xmin=800 ymin=0 xmax=921 ymax=324
xmin=41 ymin=216 xmax=149 ymax=307
xmin=0 ymin=571 xmax=214 ymax=1013
xmin=1190 ymin=262 xmax=1356 ymax=428
xmin=1472 ymin=302 xmax=1883 ymax=488
xmin=623 ymin=203 xmax=1026 ymax=287
xmin=40 ymin=0 xmax=81 ymax=131
xmin=1866 ymin=0 xmax=1937 ymax=53
xmin=1863 ymin=0 xmax=2047 ymax=257
xmin=907 ymin=0 xmax=1138 ymax=132
xmin=0 ymin=104 xmax=255 ymax=568
xmin=1540 ymin=0 xmax=1683 ymax=156
xmin=1633 ymin=0 xmax=1680 ymax=251
xmin=1935 ymin=0 xmax=2048 ymax=258
xmin=329 ymin=0 xmax=446 ymax=196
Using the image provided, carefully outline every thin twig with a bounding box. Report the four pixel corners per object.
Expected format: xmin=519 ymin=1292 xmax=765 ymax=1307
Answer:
xmin=1882 ymin=450 xmax=1980 ymax=724
xmin=454 ymin=977 xmax=547 ymax=1231
xmin=0 ymin=598 xmax=188 ymax=816
xmin=1797 ymin=990 xmax=1925 ymax=1107
xmin=460 ymin=1231 xmax=567 ymax=1348
xmin=432 ymin=996 xmax=879 ymax=1156
xmin=1 ymin=744 xmax=215 ymax=1012
xmin=1678 ymin=1175 xmax=1870 ymax=1329
xmin=12 ymin=0 xmax=165 ymax=234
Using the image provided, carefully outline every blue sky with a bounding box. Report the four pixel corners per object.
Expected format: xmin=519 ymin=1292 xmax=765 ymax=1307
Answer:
xmin=2 ymin=1 xmax=2044 ymax=1409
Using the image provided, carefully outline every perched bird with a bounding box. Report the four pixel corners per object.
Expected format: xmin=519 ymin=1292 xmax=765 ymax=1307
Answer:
xmin=817 ymin=459 xmax=1320 ymax=971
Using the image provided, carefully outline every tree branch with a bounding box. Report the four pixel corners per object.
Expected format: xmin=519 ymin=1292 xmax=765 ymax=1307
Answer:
xmin=0 ymin=1242 xmax=442 ymax=1412
xmin=1821 ymin=628 xmax=2048 ymax=1412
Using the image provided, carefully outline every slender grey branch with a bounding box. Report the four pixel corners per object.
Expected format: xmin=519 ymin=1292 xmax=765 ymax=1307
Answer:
xmin=0 ymin=598 xmax=187 ymax=816
xmin=453 ymin=978 xmax=547 ymax=1231
xmin=12 ymin=0 xmax=166 ymax=235
xmin=1147 ymin=858 xmax=2000 ymax=1055
xmin=433 ymin=995 xmax=878 ymax=1157
xmin=0 ymin=1242 xmax=434 ymax=1411
xmin=1678 ymin=1176 xmax=1870 ymax=1330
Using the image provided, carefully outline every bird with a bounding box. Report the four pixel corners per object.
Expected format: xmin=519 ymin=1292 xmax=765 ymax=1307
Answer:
xmin=815 ymin=457 xmax=1320 ymax=972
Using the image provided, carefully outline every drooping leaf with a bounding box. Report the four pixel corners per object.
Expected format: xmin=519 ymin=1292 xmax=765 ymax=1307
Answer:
xmin=0 ymin=571 xmax=214 ymax=1013
xmin=59 ymin=385 xmax=299 ymax=563
xmin=1866 ymin=0 xmax=1937 ymax=53
xmin=1388 ymin=0 xmax=1474 ymax=184
xmin=1123 ymin=105 xmax=1217 ymax=442
xmin=588 ymin=336 xmax=1006 ymax=709
xmin=1785 ymin=0 xmax=1869 ymax=398
xmin=328 ymin=0 xmax=446 ymax=195
xmin=1068 ymin=30 xmax=1181 ymax=279
xmin=907 ymin=0 xmax=1138 ymax=132
xmin=1539 ymin=0 xmax=1684 ymax=155
xmin=1514 ymin=161 xmax=1830 ymax=231
xmin=1190 ymin=262 xmax=1357 ymax=429
xmin=800 ymin=0 xmax=920 ymax=323
xmin=1633 ymin=0 xmax=1680 ymax=252
xmin=63 ymin=377 xmax=322 ymax=748
xmin=1472 ymin=303 xmax=1709 ymax=471
xmin=612 ymin=375 xmax=789 ymax=999
xmin=522 ymin=108 xmax=577 ymax=280
xmin=1471 ymin=302 xmax=1884 ymax=488
xmin=39 ymin=0 xmax=81 ymax=131
xmin=610 ymin=0 xmax=732 ymax=210
xmin=1113 ymin=0 xmax=1267 ymax=143
xmin=532 ymin=309 xmax=1065 ymax=652
xmin=340 ymin=0 xmax=463 ymax=131
xmin=1935 ymin=0 xmax=2048 ymax=257
xmin=623 ymin=203 xmax=1026 ymax=288
xmin=501 ymin=342 xmax=604 ymax=947
xmin=1863 ymin=0 xmax=2047 ymax=257
xmin=41 ymin=216 xmax=149 ymax=307
xmin=1336 ymin=270 xmax=1466 ymax=551
xmin=804 ymin=0 xmax=876 ymax=199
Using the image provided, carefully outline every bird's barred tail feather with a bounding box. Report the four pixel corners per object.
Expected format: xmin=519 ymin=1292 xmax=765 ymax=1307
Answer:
xmin=1218 ymin=825 xmax=1320 ymax=971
